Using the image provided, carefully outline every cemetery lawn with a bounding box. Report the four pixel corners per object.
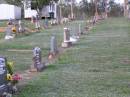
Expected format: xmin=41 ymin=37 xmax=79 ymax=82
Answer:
xmin=1 ymin=18 xmax=130 ymax=97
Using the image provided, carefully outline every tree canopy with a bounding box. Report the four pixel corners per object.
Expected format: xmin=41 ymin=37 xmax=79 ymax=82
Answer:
xmin=4 ymin=0 xmax=23 ymax=6
xmin=4 ymin=0 xmax=58 ymax=9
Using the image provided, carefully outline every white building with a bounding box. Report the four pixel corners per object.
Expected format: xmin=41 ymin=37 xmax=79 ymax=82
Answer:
xmin=0 ymin=4 xmax=21 ymax=20
xmin=23 ymin=0 xmax=59 ymax=19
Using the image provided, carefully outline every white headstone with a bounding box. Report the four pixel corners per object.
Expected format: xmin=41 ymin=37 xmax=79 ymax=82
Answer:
xmin=61 ymin=27 xmax=72 ymax=47
xmin=5 ymin=26 xmax=14 ymax=40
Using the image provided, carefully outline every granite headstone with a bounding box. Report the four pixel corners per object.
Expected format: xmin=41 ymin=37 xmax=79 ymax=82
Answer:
xmin=33 ymin=47 xmax=45 ymax=72
xmin=50 ymin=36 xmax=58 ymax=55
xmin=0 ymin=57 xmax=8 ymax=96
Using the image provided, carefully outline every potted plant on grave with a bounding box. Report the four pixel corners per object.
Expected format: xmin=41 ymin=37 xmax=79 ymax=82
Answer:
xmin=6 ymin=62 xmax=21 ymax=93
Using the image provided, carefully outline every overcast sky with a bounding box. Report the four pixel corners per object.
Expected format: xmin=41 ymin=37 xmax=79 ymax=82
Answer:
xmin=76 ymin=0 xmax=124 ymax=4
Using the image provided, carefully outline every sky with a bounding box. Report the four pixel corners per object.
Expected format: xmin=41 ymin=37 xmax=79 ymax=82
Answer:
xmin=76 ymin=0 xmax=124 ymax=4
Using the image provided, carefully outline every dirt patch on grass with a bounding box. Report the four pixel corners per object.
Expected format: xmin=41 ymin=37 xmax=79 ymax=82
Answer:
xmin=0 ymin=27 xmax=6 ymax=32
xmin=7 ymin=49 xmax=32 ymax=52
xmin=120 ymin=58 xmax=130 ymax=65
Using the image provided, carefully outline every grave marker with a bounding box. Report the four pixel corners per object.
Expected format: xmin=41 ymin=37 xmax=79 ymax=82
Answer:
xmin=79 ymin=24 xmax=81 ymax=34
xmin=35 ymin=15 xmax=40 ymax=30
xmin=5 ymin=25 xmax=14 ymax=40
xmin=0 ymin=57 xmax=8 ymax=96
xmin=50 ymin=36 xmax=58 ymax=54
xmin=49 ymin=36 xmax=58 ymax=59
xmin=44 ymin=17 xmax=49 ymax=29
xmin=18 ymin=20 xmax=25 ymax=33
xmin=32 ymin=47 xmax=45 ymax=72
xmin=61 ymin=27 xmax=72 ymax=47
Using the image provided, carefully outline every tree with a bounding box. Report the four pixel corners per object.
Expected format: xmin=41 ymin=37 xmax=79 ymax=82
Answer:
xmin=5 ymin=0 xmax=58 ymax=10
xmin=79 ymin=0 xmax=95 ymax=17
xmin=4 ymin=0 xmax=23 ymax=6
xmin=124 ymin=0 xmax=128 ymax=17
xmin=108 ymin=0 xmax=123 ymax=17
xmin=5 ymin=0 xmax=59 ymax=18
xmin=58 ymin=0 xmax=66 ymax=20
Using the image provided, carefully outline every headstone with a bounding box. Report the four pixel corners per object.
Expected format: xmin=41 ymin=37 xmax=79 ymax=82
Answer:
xmin=44 ymin=17 xmax=49 ymax=29
xmin=61 ymin=27 xmax=72 ymax=47
xmin=7 ymin=19 xmax=13 ymax=25
xmin=32 ymin=47 xmax=45 ymax=72
xmin=18 ymin=20 xmax=25 ymax=33
xmin=35 ymin=15 xmax=40 ymax=30
xmin=50 ymin=36 xmax=58 ymax=55
xmin=92 ymin=16 xmax=96 ymax=25
xmin=5 ymin=26 xmax=14 ymax=40
xmin=78 ymin=24 xmax=81 ymax=34
xmin=31 ymin=16 xmax=36 ymax=24
xmin=78 ymin=24 xmax=83 ymax=35
xmin=0 ymin=56 xmax=8 ymax=96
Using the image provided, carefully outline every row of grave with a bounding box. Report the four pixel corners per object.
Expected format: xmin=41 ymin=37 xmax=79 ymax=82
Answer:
xmin=4 ymin=16 xmax=73 ymax=40
xmin=0 ymin=16 xmax=102 ymax=97
xmin=3 ymin=14 xmax=99 ymax=40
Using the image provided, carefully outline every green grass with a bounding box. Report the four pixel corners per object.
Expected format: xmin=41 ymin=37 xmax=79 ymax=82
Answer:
xmin=12 ymin=17 xmax=130 ymax=97
xmin=0 ymin=20 xmax=85 ymax=72
xmin=0 ymin=20 xmax=7 ymax=27
xmin=1 ymin=18 xmax=130 ymax=97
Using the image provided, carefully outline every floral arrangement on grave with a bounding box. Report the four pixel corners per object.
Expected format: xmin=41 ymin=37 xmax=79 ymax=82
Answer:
xmin=6 ymin=62 xmax=21 ymax=90
xmin=11 ymin=26 xmax=17 ymax=33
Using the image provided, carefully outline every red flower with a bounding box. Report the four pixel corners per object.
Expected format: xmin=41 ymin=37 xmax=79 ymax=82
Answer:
xmin=12 ymin=74 xmax=22 ymax=81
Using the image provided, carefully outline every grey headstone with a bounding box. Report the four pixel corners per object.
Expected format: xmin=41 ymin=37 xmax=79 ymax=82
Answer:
xmin=0 ymin=57 xmax=8 ymax=95
xmin=35 ymin=15 xmax=40 ymax=29
xmin=79 ymin=24 xmax=81 ymax=34
xmin=18 ymin=20 xmax=25 ymax=33
xmin=50 ymin=36 xmax=58 ymax=55
xmin=5 ymin=26 xmax=12 ymax=36
xmin=33 ymin=47 xmax=44 ymax=72
xmin=44 ymin=17 xmax=49 ymax=28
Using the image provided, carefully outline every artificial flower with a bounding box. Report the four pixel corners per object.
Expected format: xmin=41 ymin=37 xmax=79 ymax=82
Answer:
xmin=7 ymin=74 xmax=13 ymax=81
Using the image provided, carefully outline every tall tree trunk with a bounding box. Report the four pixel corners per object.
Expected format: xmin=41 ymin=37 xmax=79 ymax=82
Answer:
xmin=105 ymin=0 xmax=108 ymax=18
xmin=71 ymin=0 xmax=74 ymax=19
xmin=60 ymin=6 xmax=62 ymax=22
xmin=124 ymin=0 xmax=128 ymax=17
xmin=94 ymin=0 xmax=98 ymax=20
